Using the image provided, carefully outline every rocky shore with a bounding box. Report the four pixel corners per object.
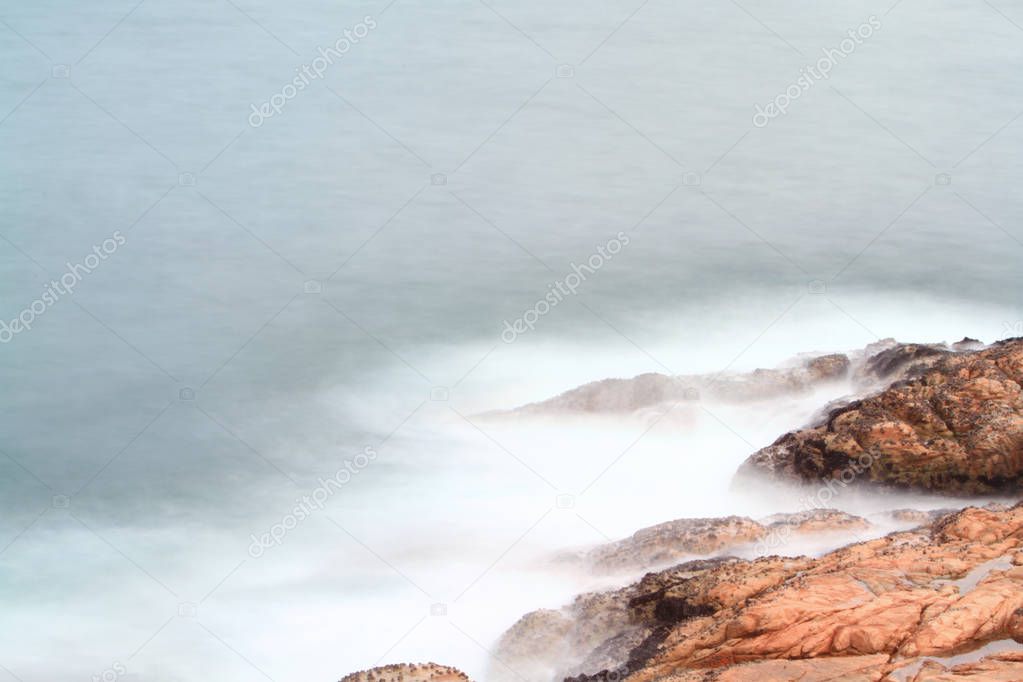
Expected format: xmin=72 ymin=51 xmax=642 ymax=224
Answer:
xmin=340 ymin=339 xmax=1023 ymax=682
xmin=496 ymin=503 xmax=1023 ymax=681
xmin=485 ymin=350 xmax=857 ymax=417
xmin=738 ymin=338 xmax=1023 ymax=494
xmin=573 ymin=509 xmax=871 ymax=574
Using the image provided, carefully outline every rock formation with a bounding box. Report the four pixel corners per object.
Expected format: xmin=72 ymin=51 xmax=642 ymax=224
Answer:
xmin=339 ymin=338 xmax=1023 ymax=682
xmin=492 ymin=505 xmax=1023 ymax=682
xmin=579 ymin=510 xmax=870 ymax=573
xmin=488 ymin=338 xmax=995 ymax=420
xmin=339 ymin=663 xmax=470 ymax=682
xmin=738 ymin=338 xmax=1023 ymax=494
xmin=491 ymin=351 xmax=855 ymax=416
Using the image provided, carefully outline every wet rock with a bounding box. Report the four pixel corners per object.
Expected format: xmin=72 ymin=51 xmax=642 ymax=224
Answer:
xmin=860 ymin=343 xmax=948 ymax=381
xmin=898 ymin=651 xmax=1023 ymax=681
xmin=586 ymin=517 xmax=765 ymax=573
xmin=761 ymin=508 xmax=871 ymax=534
xmin=498 ymin=505 xmax=1023 ymax=682
xmin=339 ymin=663 xmax=471 ymax=682
xmin=953 ymin=337 xmax=985 ymax=352
xmin=882 ymin=509 xmax=959 ymax=526
xmin=493 ymin=352 xmax=854 ymax=417
xmin=737 ymin=338 xmax=1023 ymax=494
xmin=581 ymin=510 xmax=869 ymax=574
xmin=620 ymin=505 xmax=1023 ymax=682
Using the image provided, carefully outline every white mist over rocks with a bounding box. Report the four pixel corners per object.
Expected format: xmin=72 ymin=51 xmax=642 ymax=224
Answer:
xmin=4 ymin=294 xmax=1017 ymax=682
xmin=1 ymin=0 xmax=1022 ymax=681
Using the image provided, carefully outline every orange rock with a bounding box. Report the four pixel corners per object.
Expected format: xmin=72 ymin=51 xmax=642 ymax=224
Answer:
xmin=1009 ymin=608 xmax=1023 ymax=643
xmin=895 ymin=652 xmax=1023 ymax=681
xmin=738 ymin=339 xmax=1023 ymax=494
xmin=499 ymin=505 xmax=1023 ymax=682
xmin=582 ymin=509 xmax=869 ymax=573
xmin=339 ymin=663 xmax=471 ymax=682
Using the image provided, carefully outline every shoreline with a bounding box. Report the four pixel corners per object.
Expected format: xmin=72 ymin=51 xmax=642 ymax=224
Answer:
xmin=341 ymin=337 xmax=1023 ymax=682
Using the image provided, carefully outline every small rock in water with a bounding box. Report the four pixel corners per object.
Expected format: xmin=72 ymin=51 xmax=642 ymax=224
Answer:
xmin=339 ymin=663 xmax=471 ymax=682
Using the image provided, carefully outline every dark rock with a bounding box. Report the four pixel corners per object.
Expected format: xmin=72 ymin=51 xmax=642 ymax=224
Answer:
xmin=738 ymin=339 xmax=1023 ymax=494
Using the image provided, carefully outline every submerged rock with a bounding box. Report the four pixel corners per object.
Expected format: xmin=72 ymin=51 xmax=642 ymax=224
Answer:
xmin=489 ymin=338 xmax=988 ymax=420
xmin=882 ymin=508 xmax=959 ymax=526
xmin=490 ymin=352 xmax=853 ymax=417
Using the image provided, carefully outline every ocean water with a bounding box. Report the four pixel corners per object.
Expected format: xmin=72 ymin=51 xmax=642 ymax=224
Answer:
xmin=1 ymin=1 xmax=1022 ymax=680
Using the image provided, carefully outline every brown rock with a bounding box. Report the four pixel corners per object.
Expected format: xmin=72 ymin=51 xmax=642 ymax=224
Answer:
xmin=897 ymin=652 xmax=1023 ymax=681
xmin=805 ymin=353 xmax=853 ymax=381
xmin=625 ymin=505 xmax=1023 ymax=681
xmin=499 ymin=505 xmax=1023 ymax=682
xmin=883 ymin=509 xmax=959 ymax=526
xmin=579 ymin=510 xmax=870 ymax=573
xmin=678 ymin=654 xmax=890 ymax=681
xmin=737 ymin=338 xmax=1023 ymax=494
xmin=761 ymin=508 xmax=871 ymax=535
xmin=492 ymin=608 xmax=575 ymax=680
xmin=339 ymin=663 xmax=471 ymax=682
xmin=500 ymin=511 xmax=871 ymax=678
xmin=1007 ymin=607 xmax=1023 ymax=643
xmin=585 ymin=516 xmax=765 ymax=573
xmin=859 ymin=343 xmax=949 ymax=381
xmin=494 ymin=351 xmax=853 ymax=417
xmin=952 ymin=337 xmax=985 ymax=352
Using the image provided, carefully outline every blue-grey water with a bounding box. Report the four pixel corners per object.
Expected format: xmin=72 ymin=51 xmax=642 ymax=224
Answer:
xmin=1 ymin=1 xmax=1021 ymax=680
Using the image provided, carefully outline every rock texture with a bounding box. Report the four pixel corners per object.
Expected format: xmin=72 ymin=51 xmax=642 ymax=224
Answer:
xmin=738 ymin=338 xmax=1023 ymax=494
xmin=882 ymin=509 xmax=959 ymax=526
xmin=342 ymin=339 xmax=1023 ymax=682
xmin=339 ymin=663 xmax=470 ymax=682
xmin=492 ymin=505 xmax=1023 ymax=682
xmin=582 ymin=510 xmax=870 ymax=573
xmin=901 ymin=651 xmax=1023 ymax=681
xmin=628 ymin=651 xmax=1023 ymax=681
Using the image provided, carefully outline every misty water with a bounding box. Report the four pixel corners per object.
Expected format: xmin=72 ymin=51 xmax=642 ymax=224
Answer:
xmin=1 ymin=1 xmax=1022 ymax=680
